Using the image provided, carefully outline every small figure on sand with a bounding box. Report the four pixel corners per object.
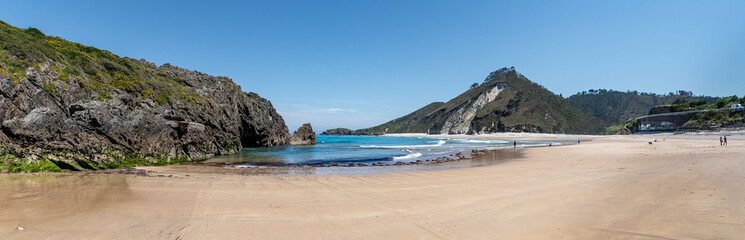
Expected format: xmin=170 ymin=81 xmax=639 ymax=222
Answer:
xmin=720 ymin=136 xmax=723 ymax=146
xmin=513 ymin=141 xmax=516 ymax=148
xmin=724 ymin=136 xmax=728 ymax=146
xmin=577 ymin=140 xmax=580 ymax=144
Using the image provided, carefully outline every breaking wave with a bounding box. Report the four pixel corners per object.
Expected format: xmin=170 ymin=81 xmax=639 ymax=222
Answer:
xmin=392 ymin=152 xmax=423 ymax=161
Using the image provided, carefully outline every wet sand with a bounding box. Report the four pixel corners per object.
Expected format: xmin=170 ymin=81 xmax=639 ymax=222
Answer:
xmin=1 ymin=133 xmax=744 ymax=239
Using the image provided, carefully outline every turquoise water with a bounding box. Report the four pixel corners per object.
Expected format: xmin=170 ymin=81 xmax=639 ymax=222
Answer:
xmin=207 ymin=135 xmax=548 ymax=167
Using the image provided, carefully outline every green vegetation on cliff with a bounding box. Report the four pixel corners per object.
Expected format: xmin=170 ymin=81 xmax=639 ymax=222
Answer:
xmin=649 ymin=96 xmax=741 ymax=114
xmin=0 ymin=145 xmax=204 ymax=173
xmin=684 ymin=110 xmax=744 ymax=127
xmin=0 ymin=20 xmax=205 ymax=105
xmin=656 ymin=96 xmax=745 ymax=128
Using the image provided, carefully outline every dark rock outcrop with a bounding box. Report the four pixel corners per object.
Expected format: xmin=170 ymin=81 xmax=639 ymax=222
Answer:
xmin=0 ymin=62 xmax=290 ymax=169
xmin=290 ymin=123 xmax=316 ymax=145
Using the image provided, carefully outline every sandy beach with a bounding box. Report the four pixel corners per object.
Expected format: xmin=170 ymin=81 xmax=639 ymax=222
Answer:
xmin=1 ymin=133 xmax=744 ymax=239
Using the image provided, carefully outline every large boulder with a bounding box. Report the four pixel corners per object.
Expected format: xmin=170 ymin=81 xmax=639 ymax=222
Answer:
xmin=290 ymin=123 xmax=316 ymax=145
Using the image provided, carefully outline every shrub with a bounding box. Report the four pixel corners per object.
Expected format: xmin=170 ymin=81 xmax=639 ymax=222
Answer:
xmin=142 ymin=89 xmax=153 ymax=98
xmin=689 ymin=99 xmax=707 ymax=107
xmin=604 ymin=125 xmax=623 ymax=135
xmin=154 ymin=93 xmax=171 ymax=105
xmin=42 ymin=82 xmax=57 ymax=94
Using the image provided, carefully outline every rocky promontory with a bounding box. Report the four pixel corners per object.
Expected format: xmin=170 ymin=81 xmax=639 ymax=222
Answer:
xmin=319 ymin=128 xmax=383 ymax=136
xmin=0 ymin=20 xmax=292 ymax=171
xmin=320 ymin=128 xmax=358 ymax=135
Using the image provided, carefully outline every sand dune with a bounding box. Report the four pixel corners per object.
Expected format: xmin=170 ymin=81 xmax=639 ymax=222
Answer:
xmin=1 ymin=133 xmax=744 ymax=239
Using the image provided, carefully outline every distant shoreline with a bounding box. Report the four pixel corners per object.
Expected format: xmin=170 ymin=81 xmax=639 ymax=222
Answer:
xmin=383 ymin=132 xmax=599 ymax=142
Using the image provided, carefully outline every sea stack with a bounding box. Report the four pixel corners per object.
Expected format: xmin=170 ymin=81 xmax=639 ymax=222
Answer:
xmin=290 ymin=123 xmax=316 ymax=145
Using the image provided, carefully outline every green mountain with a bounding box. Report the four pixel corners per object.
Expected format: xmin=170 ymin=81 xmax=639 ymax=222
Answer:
xmin=566 ymin=89 xmax=710 ymax=125
xmin=351 ymin=67 xmax=605 ymax=135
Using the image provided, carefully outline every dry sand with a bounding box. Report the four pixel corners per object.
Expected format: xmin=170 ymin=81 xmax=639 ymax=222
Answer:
xmin=1 ymin=133 xmax=744 ymax=239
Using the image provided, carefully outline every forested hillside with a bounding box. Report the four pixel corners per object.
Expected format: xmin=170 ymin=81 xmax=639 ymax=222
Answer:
xmin=567 ymin=89 xmax=710 ymax=125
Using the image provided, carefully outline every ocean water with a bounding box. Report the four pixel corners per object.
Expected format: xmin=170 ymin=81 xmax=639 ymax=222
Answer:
xmin=207 ymin=135 xmax=550 ymax=167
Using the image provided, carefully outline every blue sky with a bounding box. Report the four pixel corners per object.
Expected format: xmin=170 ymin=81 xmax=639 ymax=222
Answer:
xmin=2 ymin=1 xmax=744 ymax=131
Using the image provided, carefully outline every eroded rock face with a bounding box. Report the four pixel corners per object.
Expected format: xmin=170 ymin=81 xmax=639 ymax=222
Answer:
xmin=0 ymin=61 xmax=290 ymax=169
xmin=290 ymin=123 xmax=316 ymax=145
xmin=439 ymin=82 xmax=509 ymax=134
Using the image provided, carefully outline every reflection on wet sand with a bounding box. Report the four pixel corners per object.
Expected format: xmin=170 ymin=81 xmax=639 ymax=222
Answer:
xmin=0 ymin=148 xmax=525 ymax=238
xmin=0 ymin=173 xmax=132 ymax=229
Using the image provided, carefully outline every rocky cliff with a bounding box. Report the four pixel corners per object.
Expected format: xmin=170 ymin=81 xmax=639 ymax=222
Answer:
xmin=0 ymin=20 xmax=290 ymax=171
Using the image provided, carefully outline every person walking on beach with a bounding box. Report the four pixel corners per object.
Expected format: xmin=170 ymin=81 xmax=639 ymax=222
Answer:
xmin=720 ymin=136 xmax=723 ymax=146
xmin=724 ymin=136 xmax=728 ymax=146
xmin=513 ymin=141 xmax=516 ymax=148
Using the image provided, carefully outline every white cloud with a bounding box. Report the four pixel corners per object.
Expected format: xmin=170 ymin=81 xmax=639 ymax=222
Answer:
xmin=320 ymin=108 xmax=357 ymax=113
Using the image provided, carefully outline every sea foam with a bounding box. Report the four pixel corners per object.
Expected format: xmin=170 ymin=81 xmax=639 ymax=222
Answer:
xmin=392 ymin=152 xmax=423 ymax=160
